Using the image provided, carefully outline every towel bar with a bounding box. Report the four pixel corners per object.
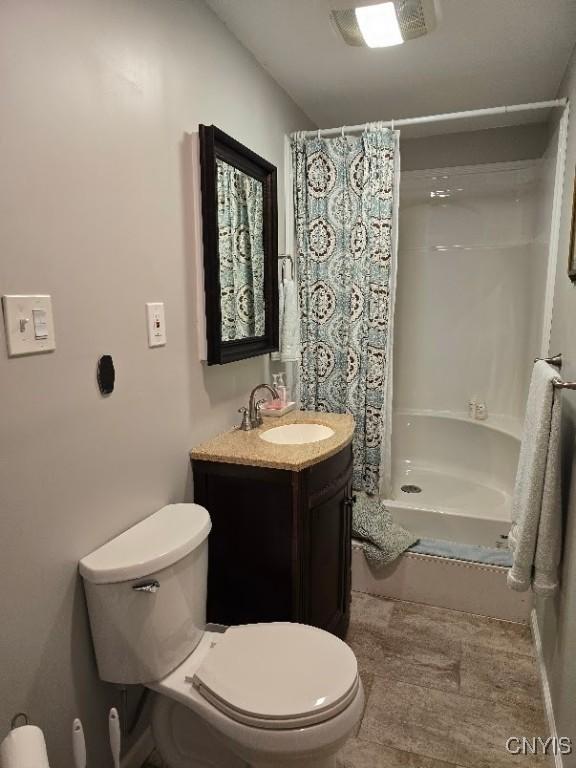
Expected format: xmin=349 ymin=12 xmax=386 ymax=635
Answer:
xmin=535 ymin=353 xmax=562 ymax=368
xmin=554 ymin=379 xmax=576 ymax=390
xmin=535 ymin=355 xmax=575 ymax=386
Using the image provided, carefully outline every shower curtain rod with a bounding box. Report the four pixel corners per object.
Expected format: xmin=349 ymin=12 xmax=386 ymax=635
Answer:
xmin=297 ymin=98 xmax=568 ymax=138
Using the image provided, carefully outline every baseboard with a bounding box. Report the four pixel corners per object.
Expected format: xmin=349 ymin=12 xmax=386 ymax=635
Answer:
xmin=531 ymin=608 xmax=562 ymax=768
xmin=121 ymin=727 xmax=155 ymax=768
xmin=352 ymin=543 xmax=532 ymax=622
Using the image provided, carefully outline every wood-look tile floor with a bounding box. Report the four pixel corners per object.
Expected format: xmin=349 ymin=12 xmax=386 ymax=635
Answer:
xmin=339 ymin=592 xmax=547 ymax=768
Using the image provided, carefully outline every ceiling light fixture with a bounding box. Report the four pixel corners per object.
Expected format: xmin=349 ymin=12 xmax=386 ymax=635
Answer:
xmin=355 ymin=2 xmax=403 ymax=48
xmin=331 ymin=1 xmax=438 ymax=48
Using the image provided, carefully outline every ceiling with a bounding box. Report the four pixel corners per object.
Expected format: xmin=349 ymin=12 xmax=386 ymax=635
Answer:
xmin=204 ymin=0 xmax=576 ymax=137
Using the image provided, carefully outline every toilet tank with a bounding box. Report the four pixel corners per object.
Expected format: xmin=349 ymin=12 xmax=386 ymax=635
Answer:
xmin=79 ymin=504 xmax=211 ymax=685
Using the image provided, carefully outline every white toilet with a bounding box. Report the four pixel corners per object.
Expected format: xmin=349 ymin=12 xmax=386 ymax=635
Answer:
xmin=79 ymin=503 xmax=364 ymax=768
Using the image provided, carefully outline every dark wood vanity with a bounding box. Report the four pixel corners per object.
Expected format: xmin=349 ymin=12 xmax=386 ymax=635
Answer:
xmin=193 ymin=125 xmax=355 ymax=638
xmin=191 ymin=435 xmax=353 ymax=639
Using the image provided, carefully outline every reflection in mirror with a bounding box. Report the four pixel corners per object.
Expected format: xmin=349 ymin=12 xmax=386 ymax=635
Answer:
xmin=216 ymin=159 xmax=265 ymax=341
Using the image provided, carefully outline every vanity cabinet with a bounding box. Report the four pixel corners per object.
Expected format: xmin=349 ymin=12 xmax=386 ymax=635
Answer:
xmin=192 ymin=443 xmax=353 ymax=639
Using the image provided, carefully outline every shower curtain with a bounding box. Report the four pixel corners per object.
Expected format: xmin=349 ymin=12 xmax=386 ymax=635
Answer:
xmin=216 ymin=158 xmax=265 ymax=341
xmin=292 ymin=126 xmax=400 ymax=496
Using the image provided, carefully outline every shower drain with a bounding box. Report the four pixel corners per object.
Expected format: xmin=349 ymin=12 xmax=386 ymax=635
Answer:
xmin=401 ymin=484 xmax=422 ymax=494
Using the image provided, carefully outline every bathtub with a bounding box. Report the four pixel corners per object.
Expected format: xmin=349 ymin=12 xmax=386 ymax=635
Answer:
xmin=385 ymin=410 xmax=521 ymax=547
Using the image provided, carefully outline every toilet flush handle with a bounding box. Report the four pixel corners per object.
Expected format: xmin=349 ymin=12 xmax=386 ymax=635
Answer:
xmin=132 ymin=579 xmax=160 ymax=593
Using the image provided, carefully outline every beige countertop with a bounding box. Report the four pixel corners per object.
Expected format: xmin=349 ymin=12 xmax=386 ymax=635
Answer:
xmin=190 ymin=411 xmax=355 ymax=471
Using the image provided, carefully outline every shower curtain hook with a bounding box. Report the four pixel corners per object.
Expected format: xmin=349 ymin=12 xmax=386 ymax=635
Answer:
xmin=317 ymin=128 xmax=321 ymax=140
xmin=341 ymin=125 xmax=346 ymax=138
xmin=390 ymin=119 xmax=395 ymax=131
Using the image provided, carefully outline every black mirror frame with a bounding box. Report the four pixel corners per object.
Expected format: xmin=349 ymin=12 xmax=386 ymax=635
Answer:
xmin=199 ymin=125 xmax=279 ymax=365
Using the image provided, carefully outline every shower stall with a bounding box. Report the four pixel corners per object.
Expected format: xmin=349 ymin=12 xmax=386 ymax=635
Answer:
xmin=358 ymin=121 xmax=567 ymax=618
xmin=384 ymin=159 xmax=550 ymax=548
xmin=287 ymin=100 xmax=569 ymax=614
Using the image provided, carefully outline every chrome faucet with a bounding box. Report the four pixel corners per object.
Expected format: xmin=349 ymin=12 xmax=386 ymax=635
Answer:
xmin=237 ymin=384 xmax=279 ymax=430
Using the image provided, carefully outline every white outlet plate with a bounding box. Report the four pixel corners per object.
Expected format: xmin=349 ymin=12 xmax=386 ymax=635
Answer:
xmin=2 ymin=295 xmax=56 ymax=357
xmin=146 ymin=302 xmax=166 ymax=347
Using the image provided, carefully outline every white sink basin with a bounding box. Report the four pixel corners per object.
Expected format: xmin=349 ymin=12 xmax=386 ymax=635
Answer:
xmin=260 ymin=423 xmax=335 ymax=445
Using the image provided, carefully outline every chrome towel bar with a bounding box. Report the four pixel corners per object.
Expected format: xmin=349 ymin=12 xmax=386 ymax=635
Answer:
xmin=533 ymin=353 xmax=576 ymax=388
xmin=535 ymin=353 xmax=562 ymax=368
xmin=554 ymin=379 xmax=576 ymax=390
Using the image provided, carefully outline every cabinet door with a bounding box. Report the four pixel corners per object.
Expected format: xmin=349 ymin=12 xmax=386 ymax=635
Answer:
xmin=193 ymin=461 xmax=295 ymax=626
xmin=304 ymin=479 xmax=352 ymax=638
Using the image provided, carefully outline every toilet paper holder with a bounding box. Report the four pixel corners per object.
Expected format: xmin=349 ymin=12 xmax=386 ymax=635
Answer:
xmin=10 ymin=713 xmax=29 ymax=730
xmin=2 ymin=713 xmax=51 ymax=768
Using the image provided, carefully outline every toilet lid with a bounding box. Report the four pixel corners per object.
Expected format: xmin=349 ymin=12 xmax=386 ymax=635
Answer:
xmin=192 ymin=623 xmax=358 ymax=729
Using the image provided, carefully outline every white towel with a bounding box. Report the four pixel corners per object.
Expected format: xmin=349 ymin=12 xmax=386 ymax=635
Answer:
xmin=508 ymin=361 xmax=562 ymax=595
xmin=273 ymin=258 xmax=299 ymax=363
xmin=279 ymin=278 xmax=299 ymax=362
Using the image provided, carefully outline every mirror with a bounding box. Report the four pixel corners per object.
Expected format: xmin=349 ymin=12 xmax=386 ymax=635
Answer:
xmin=199 ymin=125 xmax=278 ymax=365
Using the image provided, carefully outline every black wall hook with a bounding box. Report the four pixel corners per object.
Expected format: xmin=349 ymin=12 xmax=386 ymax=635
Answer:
xmin=97 ymin=355 xmax=115 ymax=396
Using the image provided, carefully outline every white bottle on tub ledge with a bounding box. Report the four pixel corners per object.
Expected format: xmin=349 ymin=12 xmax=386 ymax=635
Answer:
xmin=468 ymin=397 xmax=478 ymax=419
xmin=475 ymin=401 xmax=488 ymax=421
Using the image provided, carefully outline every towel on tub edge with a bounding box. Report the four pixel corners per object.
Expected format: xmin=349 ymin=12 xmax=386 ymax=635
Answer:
xmin=352 ymin=492 xmax=418 ymax=567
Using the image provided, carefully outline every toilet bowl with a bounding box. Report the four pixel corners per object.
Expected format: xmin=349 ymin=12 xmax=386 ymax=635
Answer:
xmin=150 ymin=627 xmax=364 ymax=768
xmin=79 ymin=504 xmax=363 ymax=767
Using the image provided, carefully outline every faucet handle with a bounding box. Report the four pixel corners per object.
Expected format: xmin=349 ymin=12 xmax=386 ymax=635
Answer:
xmin=254 ymin=398 xmax=268 ymax=427
xmin=237 ymin=406 xmax=252 ymax=431
xmin=256 ymin=397 xmax=269 ymax=426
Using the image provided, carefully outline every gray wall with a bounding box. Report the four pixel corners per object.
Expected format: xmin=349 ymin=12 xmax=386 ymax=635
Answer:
xmin=401 ymin=123 xmax=549 ymax=171
xmin=535 ymin=41 xmax=576 ymax=762
xmin=0 ymin=1 xmax=312 ymax=765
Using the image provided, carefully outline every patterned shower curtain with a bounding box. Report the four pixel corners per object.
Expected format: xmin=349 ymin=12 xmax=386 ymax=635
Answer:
xmin=292 ymin=127 xmax=398 ymax=495
xmin=217 ymin=158 xmax=265 ymax=341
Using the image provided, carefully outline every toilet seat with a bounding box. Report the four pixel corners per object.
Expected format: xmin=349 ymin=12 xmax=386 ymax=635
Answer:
xmin=192 ymin=623 xmax=359 ymax=730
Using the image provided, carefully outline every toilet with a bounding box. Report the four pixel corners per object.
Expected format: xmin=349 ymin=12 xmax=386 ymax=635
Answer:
xmin=79 ymin=503 xmax=364 ymax=768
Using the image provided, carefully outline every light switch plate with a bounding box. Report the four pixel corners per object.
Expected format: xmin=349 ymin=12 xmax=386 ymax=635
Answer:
xmin=146 ymin=302 xmax=166 ymax=347
xmin=2 ymin=295 xmax=56 ymax=356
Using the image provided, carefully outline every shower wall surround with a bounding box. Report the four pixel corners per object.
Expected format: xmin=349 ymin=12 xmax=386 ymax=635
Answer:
xmin=395 ymin=161 xmax=546 ymax=426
